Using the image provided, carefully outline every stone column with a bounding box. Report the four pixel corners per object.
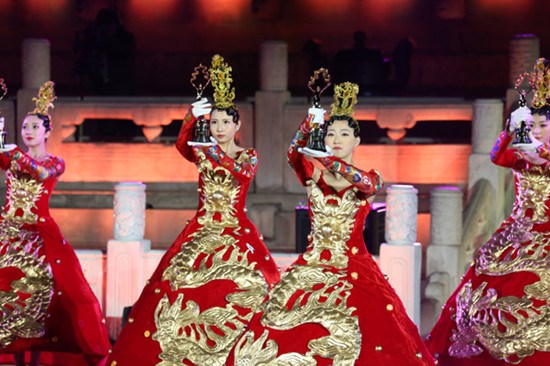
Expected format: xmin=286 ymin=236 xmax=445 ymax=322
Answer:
xmin=22 ymin=39 xmax=51 ymax=89
xmin=106 ymin=182 xmax=151 ymax=338
xmin=113 ymin=182 xmax=147 ymax=240
xmin=260 ymin=40 xmax=288 ymax=92
xmin=425 ymin=186 xmax=463 ymax=319
xmin=17 ymin=39 xmax=51 ymax=145
xmin=506 ymin=34 xmax=539 ymax=110
xmin=255 ymin=41 xmax=290 ymax=191
xmin=379 ymin=184 xmax=422 ymax=327
xmin=468 ymin=99 xmax=505 ymax=232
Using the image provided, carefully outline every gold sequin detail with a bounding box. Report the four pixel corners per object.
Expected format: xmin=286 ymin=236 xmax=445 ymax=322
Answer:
xmin=144 ymin=330 xmax=150 ymax=337
xmin=128 ymin=318 xmax=134 ymax=323
xmin=351 ymin=272 xmax=358 ymax=280
xmin=386 ymin=304 xmax=393 ymax=311
xmin=375 ymin=345 xmax=383 ymax=352
xmin=351 ymin=247 xmax=358 ymax=255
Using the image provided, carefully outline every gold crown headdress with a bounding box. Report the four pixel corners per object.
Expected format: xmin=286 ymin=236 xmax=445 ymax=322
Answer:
xmin=0 ymin=78 xmax=7 ymax=118
xmin=30 ymin=81 xmax=56 ymax=116
xmin=330 ymin=82 xmax=359 ymax=117
xmin=210 ymin=54 xmax=236 ymax=110
xmin=528 ymin=58 xmax=550 ymax=109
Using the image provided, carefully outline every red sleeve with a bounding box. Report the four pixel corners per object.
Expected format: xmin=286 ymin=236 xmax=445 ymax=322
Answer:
xmin=490 ymin=131 xmax=527 ymax=170
xmin=537 ymin=144 xmax=550 ymax=161
xmin=201 ymin=146 xmax=258 ymax=180
xmin=0 ymin=150 xmax=11 ymax=170
xmin=316 ymin=155 xmax=383 ymax=195
xmin=10 ymin=147 xmax=65 ymax=181
xmin=175 ymin=111 xmax=197 ymax=163
xmin=287 ymin=117 xmax=315 ymax=186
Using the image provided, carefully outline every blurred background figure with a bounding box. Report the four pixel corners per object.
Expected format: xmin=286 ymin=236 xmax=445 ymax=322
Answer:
xmin=73 ymin=7 xmax=136 ymax=95
xmin=331 ymin=30 xmax=389 ymax=96
xmin=390 ymin=37 xmax=416 ymax=95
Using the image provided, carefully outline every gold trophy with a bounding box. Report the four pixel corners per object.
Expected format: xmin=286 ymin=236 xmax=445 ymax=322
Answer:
xmin=0 ymin=79 xmax=7 ymax=150
xmin=300 ymin=68 xmax=332 ymax=157
xmin=189 ymin=63 xmax=213 ymax=145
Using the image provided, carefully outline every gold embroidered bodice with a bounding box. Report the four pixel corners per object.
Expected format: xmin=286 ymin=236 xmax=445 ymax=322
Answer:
xmin=2 ymin=170 xmax=55 ymax=225
xmin=154 ymin=150 xmax=269 ymax=366
xmin=0 ymin=171 xmax=56 ymax=348
xmin=233 ymin=180 xmax=368 ymax=365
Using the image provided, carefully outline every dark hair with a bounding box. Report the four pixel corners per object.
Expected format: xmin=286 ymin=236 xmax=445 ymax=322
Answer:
xmin=28 ymin=113 xmax=52 ymax=132
xmin=212 ymin=106 xmax=240 ymax=124
xmin=325 ymin=115 xmax=360 ymax=137
xmin=530 ymin=105 xmax=550 ymax=119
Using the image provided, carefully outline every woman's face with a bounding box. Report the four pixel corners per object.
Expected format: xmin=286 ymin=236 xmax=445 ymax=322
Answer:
xmin=21 ymin=115 xmax=50 ymax=148
xmin=529 ymin=113 xmax=550 ymax=144
xmin=210 ymin=109 xmax=240 ymax=145
xmin=324 ymin=119 xmax=359 ymax=159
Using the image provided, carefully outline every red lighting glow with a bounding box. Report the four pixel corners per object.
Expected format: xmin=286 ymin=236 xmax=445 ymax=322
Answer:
xmin=22 ymin=0 xmax=69 ymax=20
xmin=128 ymin=0 xmax=180 ymax=21
xmin=477 ymin=0 xmax=532 ymax=13
xmin=196 ymin=0 xmax=248 ymax=23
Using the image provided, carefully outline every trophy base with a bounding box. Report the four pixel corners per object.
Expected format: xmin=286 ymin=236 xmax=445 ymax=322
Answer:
xmin=0 ymin=144 xmax=17 ymax=152
xmin=512 ymin=142 xmax=537 ymax=152
xmin=299 ymin=147 xmax=333 ymax=158
xmin=187 ymin=141 xmax=216 ymax=147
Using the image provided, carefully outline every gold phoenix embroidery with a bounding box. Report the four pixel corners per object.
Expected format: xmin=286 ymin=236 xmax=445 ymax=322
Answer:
xmin=0 ymin=222 xmax=54 ymax=347
xmin=156 ymin=151 xmax=269 ymax=366
xmin=451 ymin=167 xmax=550 ymax=364
xmin=233 ymin=181 xmax=362 ymax=365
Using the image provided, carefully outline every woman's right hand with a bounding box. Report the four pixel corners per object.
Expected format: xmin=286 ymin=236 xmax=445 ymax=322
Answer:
xmin=308 ymin=107 xmax=326 ymax=125
xmin=509 ymin=106 xmax=531 ymax=133
xmin=0 ymin=144 xmax=17 ymax=152
xmin=191 ymin=98 xmax=212 ymax=118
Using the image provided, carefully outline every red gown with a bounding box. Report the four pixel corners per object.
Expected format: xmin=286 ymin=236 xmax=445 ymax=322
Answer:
xmin=0 ymin=147 xmax=110 ymax=365
xmin=426 ymin=131 xmax=550 ymax=365
xmin=226 ymin=119 xmax=435 ymax=365
xmin=107 ymin=113 xmax=280 ymax=366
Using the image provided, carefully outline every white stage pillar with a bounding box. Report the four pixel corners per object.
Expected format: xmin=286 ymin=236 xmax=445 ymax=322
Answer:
xmin=106 ymin=182 xmax=151 ymax=338
xmin=379 ymin=184 xmax=422 ymax=326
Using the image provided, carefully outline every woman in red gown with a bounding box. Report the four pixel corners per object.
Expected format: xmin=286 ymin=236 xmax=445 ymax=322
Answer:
xmin=0 ymin=81 xmax=110 ymax=365
xmin=425 ymin=61 xmax=550 ymax=366
xmin=226 ymin=82 xmax=434 ymax=365
xmin=106 ymin=55 xmax=280 ymax=366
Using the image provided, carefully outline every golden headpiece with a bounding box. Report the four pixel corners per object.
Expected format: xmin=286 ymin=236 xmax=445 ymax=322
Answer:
xmin=210 ymin=54 xmax=236 ymax=110
xmin=330 ymin=82 xmax=359 ymax=117
xmin=0 ymin=78 xmax=7 ymax=118
xmin=30 ymin=81 xmax=56 ymax=116
xmin=528 ymin=58 xmax=550 ymax=109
